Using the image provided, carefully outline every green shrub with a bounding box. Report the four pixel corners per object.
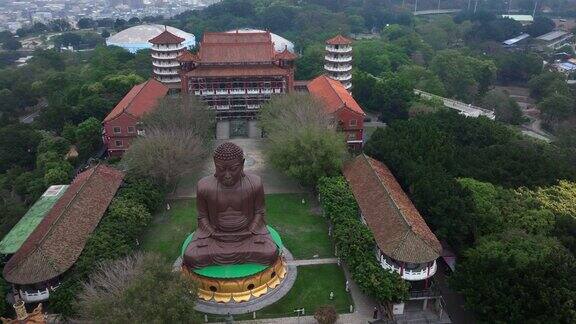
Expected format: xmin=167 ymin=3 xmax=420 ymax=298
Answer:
xmin=317 ymin=176 xmax=409 ymax=303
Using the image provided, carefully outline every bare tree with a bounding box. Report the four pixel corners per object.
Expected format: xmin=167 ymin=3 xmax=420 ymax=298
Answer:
xmin=259 ymin=93 xmax=348 ymax=187
xmin=76 ymin=252 xmax=198 ymax=323
xmin=123 ymin=95 xmax=214 ymax=189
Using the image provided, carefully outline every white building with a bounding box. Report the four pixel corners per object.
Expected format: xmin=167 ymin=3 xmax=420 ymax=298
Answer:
xmin=105 ymin=24 xmax=195 ymax=54
xmin=324 ymin=35 xmax=353 ymax=91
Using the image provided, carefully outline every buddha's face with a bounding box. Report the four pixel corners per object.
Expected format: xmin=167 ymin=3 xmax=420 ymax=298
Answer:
xmin=214 ymin=158 xmax=244 ymax=188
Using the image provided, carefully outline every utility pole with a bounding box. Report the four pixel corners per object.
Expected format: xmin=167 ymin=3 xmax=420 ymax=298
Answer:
xmin=468 ymin=0 xmax=471 ymax=10
xmin=532 ymin=0 xmax=538 ymax=17
xmin=508 ymin=0 xmax=512 ymax=14
xmin=474 ymin=0 xmax=478 ymax=13
xmin=437 ymin=0 xmax=441 ymax=11
xmin=414 ymin=0 xmax=418 ymax=13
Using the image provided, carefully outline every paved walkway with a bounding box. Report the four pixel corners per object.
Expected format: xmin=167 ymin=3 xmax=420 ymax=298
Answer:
xmin=286 ymin=258 xmax=338 ymax=266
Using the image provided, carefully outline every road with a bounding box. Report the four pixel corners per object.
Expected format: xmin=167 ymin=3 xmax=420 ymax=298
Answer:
xmin=415 ymin=89 xmax=495 ymax=119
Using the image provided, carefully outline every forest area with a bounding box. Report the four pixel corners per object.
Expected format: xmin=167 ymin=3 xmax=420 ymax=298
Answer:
xmin=0 ymin=0 xmax=575 ymax=322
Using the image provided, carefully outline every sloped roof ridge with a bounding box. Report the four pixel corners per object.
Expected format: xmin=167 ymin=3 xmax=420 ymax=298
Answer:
xmin=363 ymin=154 xmax=411 ymax=231
xmin=123 ymin=80 xmax=151 ymax=118
xmin=323 ymin=75 xmax=346 ymax=110
xmin=364 ymin=155 xmax=440 ymax=254
xmin=6 ymin=166 xmax=98 ymax=274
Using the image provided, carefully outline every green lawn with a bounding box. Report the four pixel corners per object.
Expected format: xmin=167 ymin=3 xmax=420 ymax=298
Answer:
xmin=231 ymin=264 xmax=354 ymax=320
xmin=140 ymin=193 xmax=333 ymax=261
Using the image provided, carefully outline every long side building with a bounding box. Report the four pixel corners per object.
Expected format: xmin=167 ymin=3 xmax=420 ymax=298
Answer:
xmin=179 ymin=31 xmax=297 ymax=139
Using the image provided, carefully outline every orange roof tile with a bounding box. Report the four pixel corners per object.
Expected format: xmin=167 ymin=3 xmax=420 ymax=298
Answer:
xmin=343 ymin=155 xmax=441 ymax=264
xmin=149 ymin=30 xmax=185 ymax=44
xmin=177 ymin=51 xmax=199 ymax=62
xmin=275 ymin=47 xmax=297 ymax=60
xmin=198 ymin=31 xmax=276 ymax=63
xmin=103 ymin=79 xmax=169 ymax=123
xmin=326 ymin=34 xmax=352 ymax=45
xmin=307 ymin=75 xmax=365 ymax=116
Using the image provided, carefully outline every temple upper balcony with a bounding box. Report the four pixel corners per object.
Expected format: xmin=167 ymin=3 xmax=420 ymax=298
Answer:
xmin=326 ymin=45 xmax=352 ymax=53
xmin=324 ymin=64 xmax=353 ymax=72
xmin=325 ymin=55 xmax=352 ymax=63
xmin=376 ymin=250 xmax=437 ymax=281
xmin=152 ymin=43 xmax=186 ymax=52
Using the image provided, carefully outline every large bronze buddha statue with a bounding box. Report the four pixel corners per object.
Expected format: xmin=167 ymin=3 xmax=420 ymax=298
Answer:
xmin=183 ymin=142 xmax=278 ymax=269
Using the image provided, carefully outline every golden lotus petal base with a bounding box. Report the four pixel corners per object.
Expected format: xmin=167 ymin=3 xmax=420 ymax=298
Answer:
xmin=182 ymin=257 xmax=287 ymax=303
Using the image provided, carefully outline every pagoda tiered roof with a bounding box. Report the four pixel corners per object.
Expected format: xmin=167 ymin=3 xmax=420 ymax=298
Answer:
xmin=177 ymin=51 xmax=200 ymax=62
xmin=149 ymin=30 xmax=185 ymax=44
xmin=326 ymin=34 xmax=353 ymax=45
xmin=275 ymin=47 xmax=298 ymax=60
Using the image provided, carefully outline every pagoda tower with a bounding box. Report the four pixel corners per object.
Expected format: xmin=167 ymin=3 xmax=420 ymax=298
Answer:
xmin=324 ymin=35 xmax=353 ymax=90
xmin=149 ymin=28 xmax=186 ymax=89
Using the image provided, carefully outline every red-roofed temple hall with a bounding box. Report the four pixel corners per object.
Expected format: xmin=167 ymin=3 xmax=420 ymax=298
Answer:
xmin=178 ymin=31 xmax=296 ymax=139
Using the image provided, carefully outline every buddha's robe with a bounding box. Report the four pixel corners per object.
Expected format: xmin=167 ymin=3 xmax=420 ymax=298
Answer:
xmin=183 ymin=173 xmax=278 ymax=269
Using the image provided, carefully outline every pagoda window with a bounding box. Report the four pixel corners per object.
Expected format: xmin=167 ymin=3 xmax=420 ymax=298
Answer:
xmin=115 ymin=140 xmax=123 ymax=147
xmin=127 ymin=126 xmax=135 ymax=133
xmin=350 ymin=119 xmax=357 ymax=127
xmin=113 ymin=127 xmax=121 ymax=134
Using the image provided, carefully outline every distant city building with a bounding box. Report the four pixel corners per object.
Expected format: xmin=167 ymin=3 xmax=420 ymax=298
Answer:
xmin=149 ymin=29 xmax=187 ymax=88
xmin=179 ymin=31 xmax=297 ymax=139
xmin=307 ymin=75 xmax=365 ymax=150
xmin=102 ymin=79 xmax=169 ymax=157
xmin=324 ymin=35 xmax=353 ymax=91
xmin=105 ymin=24 xmax=195 ymax=53
xmin=3 ymin=165 xmax=124 ymax=304
xmin=343 ymin=154 xmax=443 ymax=316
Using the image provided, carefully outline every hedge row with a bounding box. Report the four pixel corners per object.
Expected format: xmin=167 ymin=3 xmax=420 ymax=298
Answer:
xmin=49 ymin=175 xmax=164 ymax=316
xmin=317 ymin=176 xmax=408 ymax=303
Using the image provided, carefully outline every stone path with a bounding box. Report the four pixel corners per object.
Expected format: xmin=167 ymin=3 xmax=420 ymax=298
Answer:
xmin=286 ymin=258 xmax=338 ymax=266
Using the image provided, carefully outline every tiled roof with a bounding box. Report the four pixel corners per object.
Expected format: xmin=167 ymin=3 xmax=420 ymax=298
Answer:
xmin=307 ymin=75 xmax=365 ymax=116
xmin=275 ymin=47 xmax=298 ymax=60
xmin=103 ymin=79 xmax=169 ymax=123
xmin=3 ymin=164 xmax=124 ymax=285
xmin=185 ymin=65 xmax=290 ymax=78
xmin=149 ymin=30 xmax=185 ymax=44
xmin=326 ymin=34 xmax=352 ymax=45
xmin=177 ymin=51 xmax=200 ymax=62
xmin=343 ymin=155 xmax=441 ymax=264
xmin=198 ymin=31 xmax=276 ymax=63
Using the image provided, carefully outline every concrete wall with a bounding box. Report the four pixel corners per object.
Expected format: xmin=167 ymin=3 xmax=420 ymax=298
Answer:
xmin=248 ymin=120 xmax=262 ymax=138
xmin=216 ymin=121 xmax=230 ymax=140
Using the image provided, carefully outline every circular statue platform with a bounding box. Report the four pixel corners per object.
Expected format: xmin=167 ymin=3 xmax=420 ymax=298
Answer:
xmin=175 ymin=226 xmax=298 ymax=315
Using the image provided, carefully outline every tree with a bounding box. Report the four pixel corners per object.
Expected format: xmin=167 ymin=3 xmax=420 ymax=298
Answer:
xmin=496 ymin=52 xmax=542 ymax=83
xmin=76 ymin=252 xmax=199 ymax=323
xmin=373 ymin=73 xmax=414 ymax=122
xmin=481 ymin=89 xmax=523 ymax=125
xmin=124 ymin=96 xmax=214 ymax=189
xmin=77 ymin=18 xmax=95 ymax=29
xmin=451 ymin=230 xmax=576 ymax=323
xmin=49 ymin=19 xmax=71 ymax=32
xmin=75 ymin=117 xmax=102 ymax=158
xmin=259 ymin=94 xmax=348 ymax=187
xmin=0 ymin=124 xmax=42 ymax=172
xmin=430 ymin=50 xmax=496 ymax=102
xmin=44 ymin=168 xmax=69 ymax=186
xmin=101 ymin=29 xmax=110 ymax=38
xmin=525 ymin=16 xmax=555 ymax=37
xmin=295 ymin=44 xmax=324 ymax=80
xmin=538 ymin=93 xmax=574 ymax=126
xmin=398 ymin=65 xmax=446 ymax=97
xmin=528 ymin=72 xmax=570 ymax=99
xmin=2 ymin=38 xmax=21 ymax=51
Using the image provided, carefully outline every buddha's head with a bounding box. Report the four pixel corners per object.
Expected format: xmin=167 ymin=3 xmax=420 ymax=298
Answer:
xmin=213 ymin=142 xmax=245 ymax=188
